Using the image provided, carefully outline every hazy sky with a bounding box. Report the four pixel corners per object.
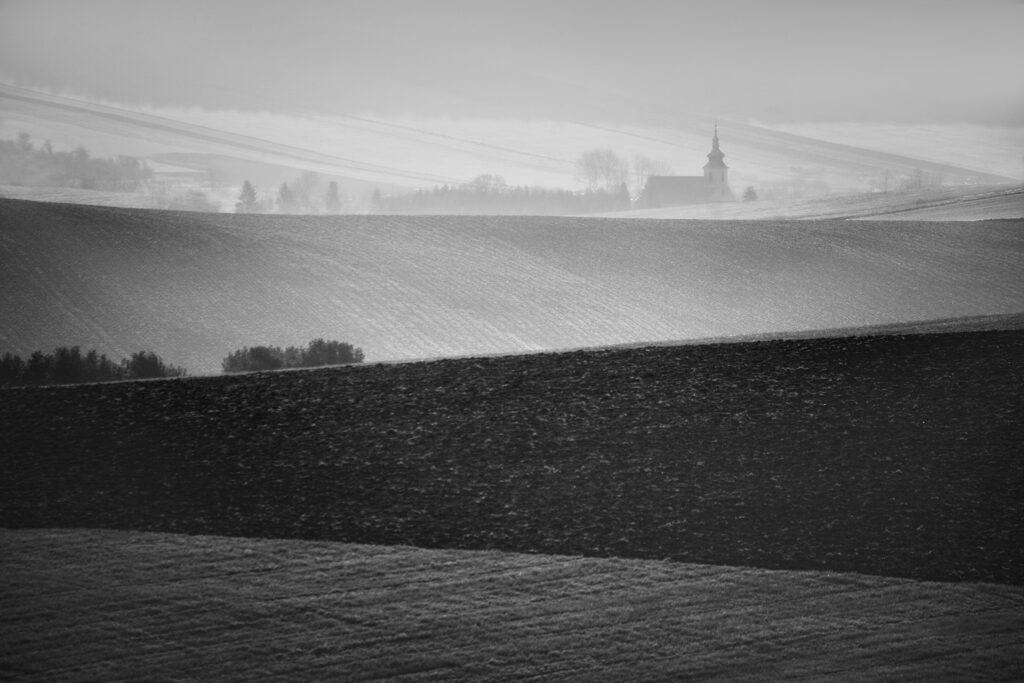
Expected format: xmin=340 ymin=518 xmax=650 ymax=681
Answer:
xmin=1 ymin=0 xmax=1022 ymax=124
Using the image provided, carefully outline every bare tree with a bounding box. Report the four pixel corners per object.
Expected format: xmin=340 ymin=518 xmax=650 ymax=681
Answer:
xmin=291 ymin=170 xmax=321 ymax=212
xmin=631 ymin=155 xmax=673 ymax=194
xmin=576 ymin=149 xmax=628 ymax=191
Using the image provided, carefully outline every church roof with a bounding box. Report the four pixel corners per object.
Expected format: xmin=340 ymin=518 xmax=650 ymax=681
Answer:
xmin=637 ymin=175 xmax=710 ymax=208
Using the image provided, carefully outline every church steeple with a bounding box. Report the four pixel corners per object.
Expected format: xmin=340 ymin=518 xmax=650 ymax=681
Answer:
xmin=703 ymin=123 xmax=731 ymax=200
xmin=706 ymin=122 xmax=725 ymax=165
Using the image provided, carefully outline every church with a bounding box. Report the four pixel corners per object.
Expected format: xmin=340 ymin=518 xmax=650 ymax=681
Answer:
xmin=637 ymin=126 xmax=734 ymax=208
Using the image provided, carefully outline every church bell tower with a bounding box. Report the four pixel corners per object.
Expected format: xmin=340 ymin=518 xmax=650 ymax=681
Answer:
xmin=703 ymin=124 xmax=732 ymax=200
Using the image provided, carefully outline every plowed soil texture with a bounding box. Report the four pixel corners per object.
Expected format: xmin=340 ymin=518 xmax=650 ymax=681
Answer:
xmin=2 ymin=329 xmax=1022 ymax=584
xmin=5 ymin=529 xmax=1024 ymax=681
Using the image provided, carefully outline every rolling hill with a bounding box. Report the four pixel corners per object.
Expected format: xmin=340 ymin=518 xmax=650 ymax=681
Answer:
xmin=4 ymin=528 xmax=1022 ymax=680
xmin=3 ymin=327 xmax=1023 ymax=677
xmin=2 ymin=197 xmax=1023 ymax=374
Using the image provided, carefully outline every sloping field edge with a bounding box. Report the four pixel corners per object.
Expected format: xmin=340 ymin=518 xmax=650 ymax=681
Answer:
xmin=382 ymin=312 xmax=1024 ymax=367
xmin=3 ymin=328 xmax=1022 ymax=585
xmin=3 ymin=528 xmax=1023 ymax=681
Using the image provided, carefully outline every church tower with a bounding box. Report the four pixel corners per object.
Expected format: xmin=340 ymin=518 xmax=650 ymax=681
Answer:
xmin=703 ymin=124 xmax=732 ymax=200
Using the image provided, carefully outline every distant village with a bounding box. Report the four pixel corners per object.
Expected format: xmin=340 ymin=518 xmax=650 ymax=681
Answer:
xmin=0 ymin=125 xmax=983 ymax=215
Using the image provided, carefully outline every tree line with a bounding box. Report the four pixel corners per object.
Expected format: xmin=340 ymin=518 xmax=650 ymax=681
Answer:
xmin=1 ymin=337 xmax=366 ymax=387
xmin=235 ymin=173 xmax=343 ymax=214
xmin=234 ymin=148 xmax=675 ymax=216
xmin=0 ymin=132 xmax=152 ymax=191
xmin=0 ymin=347 xmax=185 ymax=387
xmin=372 ymin=175 xmax=632 ymax=215
xmin=222 ymin=338 xmax=364 ymax=373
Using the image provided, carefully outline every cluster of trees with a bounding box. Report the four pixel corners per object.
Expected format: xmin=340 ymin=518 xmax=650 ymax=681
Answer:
xmin=0 ymin=132 xmax=152 ymax=191
xmin=222 ymin=338 xmax=364 ymax=373
xmin=373 ymin=175 xmax=632 ymax=215
xmin=576 ymin=149 xmax=673 ymax=195
xmin=235 ymin=173 xmax=344 ymax=214
xmin=0 ymin=347 xmax=186 ymax=387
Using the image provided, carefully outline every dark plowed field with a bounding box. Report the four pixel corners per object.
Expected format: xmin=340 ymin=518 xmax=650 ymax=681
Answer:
xmin=3 ymin=330 xmax=1023 ymax=584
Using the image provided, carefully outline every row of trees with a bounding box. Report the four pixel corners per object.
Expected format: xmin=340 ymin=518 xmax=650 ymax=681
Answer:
xmin=373 ymin=175 xmax=632 ymax=215
xmin=233 ymin=148 xmax=673 ymax=216
xmin=0 ymin=133 xmax=153 ymax=191
xmin=0 ymin=347 xmax=186 ymax=387
xmin=222 ymin=338 xmax=364 ymax=373
xmin=235 ymin=173 xmax=343 ymax=214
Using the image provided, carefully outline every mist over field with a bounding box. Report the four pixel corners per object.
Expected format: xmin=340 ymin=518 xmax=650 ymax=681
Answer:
xmin=2 ymin=1 xmax=1024 ymax=679
xmin=1 ymin=0 xmax=1022 ymax=208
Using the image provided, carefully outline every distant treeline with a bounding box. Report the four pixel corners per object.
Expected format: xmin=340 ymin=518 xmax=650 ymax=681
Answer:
xmin=0 ymin=133 xmax=153 ymax=191
xmin=1 ymin=347 xmax=185 ymax=387
xmin=374 ymin=176 xmax=633 ymax=215
xmin=222 ymin=338 xmax=365 ymax=373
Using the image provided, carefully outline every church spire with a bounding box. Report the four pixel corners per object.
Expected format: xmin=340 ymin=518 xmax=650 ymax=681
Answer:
xmin=703 ymin=123 xmax=731 ymax=200
xmin=706 ymin=123 xmax=725 ymax=165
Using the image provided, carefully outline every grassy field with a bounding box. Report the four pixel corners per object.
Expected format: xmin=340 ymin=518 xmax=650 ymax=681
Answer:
xmin=3 ymin=528 xmax=1022 ymax=681
xmin=4 ymin=328 xmax=1022 ymax=584
xmin=2 ymin=198 xmax=1023 ymax=374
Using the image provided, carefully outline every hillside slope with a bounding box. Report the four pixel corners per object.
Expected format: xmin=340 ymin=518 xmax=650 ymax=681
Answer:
xmin=4 ymin=330 xmax=1022 ymax=584
xmin=4 ymin=528 xmax=1022 ymax=681
xmin=1 ymin=198 xmax=1023 ymax=373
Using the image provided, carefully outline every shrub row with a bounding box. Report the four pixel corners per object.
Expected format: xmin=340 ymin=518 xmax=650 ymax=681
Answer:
xmin=222 ymin=338 xmax=364 ymax=374
xmin=0 ymin=347 xmax=185 ymax=387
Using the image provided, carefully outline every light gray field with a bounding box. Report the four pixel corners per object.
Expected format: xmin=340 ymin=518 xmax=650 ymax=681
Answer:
xmin=2 ymin=199 xmax=1022 ymax=374
xmin=3 ymin=528 xmax=1022 ymax=681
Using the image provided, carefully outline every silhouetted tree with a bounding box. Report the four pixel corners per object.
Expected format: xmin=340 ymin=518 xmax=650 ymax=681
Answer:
xmin=124 ymin=351 xmax=186 ymax=379
xmin=236 ymin=180 xmax=259 ymax=213
xmin=0 ymin=346 xmax=184 ymax=386
xmin=277 ymin=183 xmax=297 ymax=213
xmin=0 ymin=353 xmax=25 ymax=385
xmin=743 ymin=186 xmax=758 ymax=201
